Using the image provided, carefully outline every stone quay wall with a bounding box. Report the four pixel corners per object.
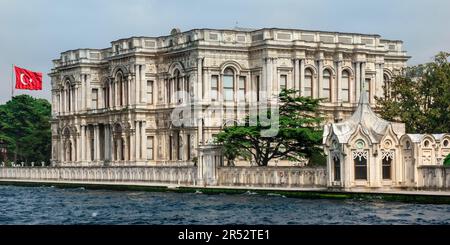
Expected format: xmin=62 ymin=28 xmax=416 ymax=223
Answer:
xmin=0 ymin=165 xmax=328 ymax=188
xmin=418 ymin=166 xmax=450 ymax=190
xmin=0 ymin=166 xmax=197 ymax=185
xmin=217 ymin=166 xmax=327 ymax=188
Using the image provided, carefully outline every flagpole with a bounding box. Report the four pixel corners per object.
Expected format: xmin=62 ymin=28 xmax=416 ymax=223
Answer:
xmin=11 ymin=64 xmax=14 ymax=99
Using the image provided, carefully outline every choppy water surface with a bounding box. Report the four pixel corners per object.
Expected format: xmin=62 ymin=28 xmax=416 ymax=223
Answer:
xmin=0 ymin=185 xmax=449 ymax=224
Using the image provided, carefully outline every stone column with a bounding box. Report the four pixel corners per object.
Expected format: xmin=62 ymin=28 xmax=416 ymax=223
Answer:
xmin=130 ymin=130 xmax=135 ymax=162
xmin=262 ymin=58 xmax=268 ymax=93
xmin=85 ymin=75 xmax=91 ymax=110
xmin=95 ymin=124 xmax=100 ymax=161
xmin=127 ymin=75 xmax=132 ymax=106
xmin=197 ymin=58 xmax=203 ymax=102
xmin=141 ymin=66 xmax=147 ymax=104
xmin=76 ymin=128 xmax=81 ymax=163
xmin=135 ymin=65 xmax=139 ymax=105
xmin=336 ymin=60 xmax=342 ymax=103
xmin=124 ymin=135 xmax=129 ymax=162
xmin=135 ymin=121 xmax=141 ymax=161
xmin=361 ymin=62 xmax=366 ymax=100
xmin=375 ymin=63 xmax=383 ymax=98
xmin=317 ymin=59 xmax=323 ymax=99
xmin=141 ymin=122 xmax=147 ymax=162
xmin=299 ymin=59 xmax=305 ymax=96
xmin=355 ymin=62 xmax=361 ymax=102
xmin=111 ymin=129 xmax=115 ymax=162
xmin=267 ymin=58 xmax=272 ymax=96
xmin=58 ymin=92 xmax=62 ymax=114
xmin=204 ymin=70 xmax=210 ymax=102
xmin=104 ymin=125 xmax=110 ymax=161
xmin=73 ymin=86 xmax=78 ymax=112
xmin=80 ymin=125 xmax=85 ymax=162
xmin=85 ymin=126 xmax=89 ymax=162
xmin=108 ymin=80 xmax=113 ymax=108
xmin=59 ymin=136 xmax=64 ymax=164
xmin=81 ymin=75 xmax=85 ymax=111
xmin=294 ymin=59 xmax=299 ymax=91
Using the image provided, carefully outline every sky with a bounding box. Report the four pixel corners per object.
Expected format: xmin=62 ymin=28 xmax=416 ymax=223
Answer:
xmin=0 ymin=0 xmax=449 ymax=103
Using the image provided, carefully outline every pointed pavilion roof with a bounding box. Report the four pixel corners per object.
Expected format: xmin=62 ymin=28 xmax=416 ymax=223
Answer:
xmin=328 ymin=92 xmax=394 ymax=144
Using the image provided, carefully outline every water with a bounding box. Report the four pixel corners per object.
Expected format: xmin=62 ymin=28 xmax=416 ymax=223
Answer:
xmin=0 ymin=185 xmax=449 ymax=224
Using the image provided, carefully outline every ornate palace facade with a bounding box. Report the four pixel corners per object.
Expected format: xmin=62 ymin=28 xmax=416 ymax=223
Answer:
xmin=50 ymin=27 xmax=409 ymax=167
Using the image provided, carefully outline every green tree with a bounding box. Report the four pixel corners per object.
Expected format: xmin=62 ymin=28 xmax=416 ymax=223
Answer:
xmin=215 ymin=89 xmax=324 ymax=166
xmin=0 ymin=95 xmax=51 ymax=165
xmin=444 ymin=154 xmax=450 ymax=166
xmin=376 ymin=52 xmax=450 ymax=133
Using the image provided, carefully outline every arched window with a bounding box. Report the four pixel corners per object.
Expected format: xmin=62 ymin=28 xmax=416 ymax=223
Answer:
xmin=304 ymin=68 xmax=313 ymax=97
xmin=117 ymin=73 xmax=123 ymax=106
xmin=353 ymin=140 xmax=368 ymax=180
xmin=65 ymin=81 xmax=71 ymax=112
xmin=175 ymin=70 xmax=182 ymax=103
xmin=383 ymin=74 xmax=391 ymax=98
xmin=333 ymin=156 xmax=341 ymax=181
xmin=322 ymin=69 xmax=331 ymax=101
xmin=121 ymin=138 xmax=125 ymax=161
xmin=223 ymin=68 xmax=235 ymax=102
xmin=382 ymin=151 xmax=393 ymax=180
xmin=341 ymin=70 xmax=350 ymax=102
xmin=332 ymin=140 xmax=340 ymax=181
xmin=354 ymin=153 xmax=367 ymax=180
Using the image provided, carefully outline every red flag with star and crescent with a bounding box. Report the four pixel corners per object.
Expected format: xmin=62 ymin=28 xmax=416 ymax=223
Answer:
xmin=14 ymin=65 xmax=42 ymax=90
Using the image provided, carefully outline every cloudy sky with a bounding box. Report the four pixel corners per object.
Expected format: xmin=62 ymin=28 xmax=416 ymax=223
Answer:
xmin=0 ymin=0 xmax=449 ymax=103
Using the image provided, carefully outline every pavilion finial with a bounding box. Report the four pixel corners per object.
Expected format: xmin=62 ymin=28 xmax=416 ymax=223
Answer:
xmin=358 ymin=90 xmax=369 ymax=105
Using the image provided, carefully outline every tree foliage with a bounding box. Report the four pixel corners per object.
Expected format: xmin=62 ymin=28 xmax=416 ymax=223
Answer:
xmin=444 ymin=154 xmax=450 ymax=166
xmin=215 ymin=89 xmax=324 ymax=166
xmin=375 ymin=52 xmax=450 ymax=133
xmin=0 ymin=95 xmax=51 ymax=165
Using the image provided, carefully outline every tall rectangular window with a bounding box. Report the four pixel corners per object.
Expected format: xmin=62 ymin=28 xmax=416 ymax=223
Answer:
xmin=354 ymin=155 xmax=368 ymax=180
xmin=382 ymin=155 xmax=392 ymax=180
xmin=341 ymin=71 xmax=350 ymax=102
xmin=280 ymin=75 xmax=287 ymax=91
xmin=147 ymin=80 xmax=154 ymax=104
xmin=169 ymin=136 xmax=173 ymax=160
xmin=178 ymin=133 xmax=182 ymax=160
xmin=211 ymin=75 xmax=218 ymax=101
xmin=238 ymin=76 xmax=246 ymax=102
xmin=223 ymin=74 xmax=234 ymax=102
xmin=147 ymin=136 xmax=154 ymax=160
xmin=256 ymin=75 xmax=260 ymax=102
xmin=91 ymin=89 xmax=98 ymax=109
xmin=322 ymin=70 xmax=331 ymax=101
xmin=304 ymin=69 xmax=313 ymax=97
xmin=103 ymin=87 xmax=109 ymax=108
xmin=187 ymin=134 xmax=191 ymax=160
xmin=334 ymin=157 xmax=341 ymax=181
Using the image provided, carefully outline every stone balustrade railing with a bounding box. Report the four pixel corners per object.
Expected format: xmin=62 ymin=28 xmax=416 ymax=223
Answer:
xmin=0 ymin=166 xmax=197 ymax=185
xmin=217 ymin=166 xmax=327 ymax=188
xmin=418 ymin=166 xmax=450 ymax=190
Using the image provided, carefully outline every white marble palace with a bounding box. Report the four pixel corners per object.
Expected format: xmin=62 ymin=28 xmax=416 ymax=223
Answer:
xmin=50 ymin=27 xmax=410 ymax=167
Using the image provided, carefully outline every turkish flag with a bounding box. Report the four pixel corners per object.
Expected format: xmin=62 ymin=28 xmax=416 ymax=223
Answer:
xmin=14 ymin=65 xmax=43 ymax=90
